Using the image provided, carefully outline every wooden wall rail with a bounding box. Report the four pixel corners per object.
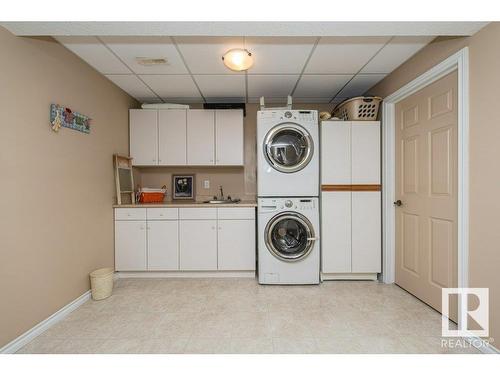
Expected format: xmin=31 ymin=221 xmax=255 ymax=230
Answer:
xmin=321 ymin=184 xmax=382 ymax=192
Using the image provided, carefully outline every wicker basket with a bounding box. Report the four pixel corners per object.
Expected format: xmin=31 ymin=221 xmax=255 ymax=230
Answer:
xmin=90 ymin=268 xmax=114 ymax=301
xmin=333 ymin=96 xmax=382 ymax=121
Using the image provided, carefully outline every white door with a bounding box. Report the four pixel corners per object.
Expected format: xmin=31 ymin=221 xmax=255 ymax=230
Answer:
xmin=218 ymin=220 xmax=255 ymax=270
xmin=351 ymin=121 xmax=380 ymax=184
xmin=179 ymin=220 xmax=217 ymax=270
xmin=130 ymin=109 xmax=158 ymax=166
xmin=351 ymin=191 xmax=381 ymax=273
xmin=321 ymin=121 xmax=351 ymax=184
xmin=158 ymin=109 xmax=187 ymax=166
xmin=395 ymin=71 xmax=458 ymax=320
xmin=147 ymin=221 xmax=179 ymax=270
xmin=115 ymin=221 xmax=147 ymax=271
xmin=321 ymin=191 xmax=351 ymax=273
xmin=215 ymin=110 xmax=244 ymax=165
xmin=187 ymin=110 xmax=215 ymax=165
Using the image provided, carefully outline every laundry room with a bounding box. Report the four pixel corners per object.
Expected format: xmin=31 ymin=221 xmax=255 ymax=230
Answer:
xmin=1 ymin=7 xmax=500 ymax=363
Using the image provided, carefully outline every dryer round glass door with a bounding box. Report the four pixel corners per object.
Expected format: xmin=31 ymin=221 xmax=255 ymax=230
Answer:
xmin=265 ymin=212 xmax=316 ymax=262
xmin=264 ymin=123 xmax=313 ymax=173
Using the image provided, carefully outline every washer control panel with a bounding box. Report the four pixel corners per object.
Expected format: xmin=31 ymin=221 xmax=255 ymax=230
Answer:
xmin=258 ymin=198 xmax=317 ymax=212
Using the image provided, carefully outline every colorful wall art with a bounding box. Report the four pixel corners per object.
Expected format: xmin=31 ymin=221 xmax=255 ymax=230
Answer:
xmin=50 ymin=104 xmax=91 ymax=134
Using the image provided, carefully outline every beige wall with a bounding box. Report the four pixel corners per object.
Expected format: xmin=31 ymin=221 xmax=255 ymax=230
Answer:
xmin=0 ymin=27 xmax=138 ymax=347
xmin=369 ymin=22 xmax=500 ymax=346
xmin=137 ymin=103 xmax=332 ymax=201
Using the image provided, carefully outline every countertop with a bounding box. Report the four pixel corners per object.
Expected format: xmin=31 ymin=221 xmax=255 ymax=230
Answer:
xmin=113 ymin=200 xmax=257 ymax=208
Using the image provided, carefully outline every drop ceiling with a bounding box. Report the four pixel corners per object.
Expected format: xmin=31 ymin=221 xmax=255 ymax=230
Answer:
xmin=55 ymin=35 xmax=436 ymax=104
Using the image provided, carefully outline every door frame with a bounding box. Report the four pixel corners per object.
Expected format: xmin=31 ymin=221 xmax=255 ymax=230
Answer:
xmin=381 ymin=48 xmax=470 ymax=293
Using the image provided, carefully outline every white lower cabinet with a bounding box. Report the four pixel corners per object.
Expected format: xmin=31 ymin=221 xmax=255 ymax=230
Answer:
xmin=351 ymin=191 xmax=381 ymax=273
xmin=321 ymin=191 xmax=381 ymax=277
xmin=115 ymin=221 xmax=147 ymax=271
xmin=179 ymin=220 xmax=218 ymax=270
xmin=147 ymin=220 xmax=179 ymax=270
xmin=321 ymin=192 xmax=351 ymax=273
xmin=218 ymin=220 xmax=255 ymax=270
xmin=115 ymin=207 xmax=255 ymax=273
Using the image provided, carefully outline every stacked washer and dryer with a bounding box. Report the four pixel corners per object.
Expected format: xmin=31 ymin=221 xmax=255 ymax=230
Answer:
xmin=257 ymin=108 xmax=320 ymax=284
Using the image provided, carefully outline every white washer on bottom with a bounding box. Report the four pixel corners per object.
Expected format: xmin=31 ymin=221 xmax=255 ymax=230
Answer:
xmin=258 ymin=197 xmax=320 ymax=284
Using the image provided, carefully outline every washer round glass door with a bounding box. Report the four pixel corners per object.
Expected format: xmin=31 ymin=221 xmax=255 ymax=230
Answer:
xmin=264 ymin=123 xmax=313 ymax=173
xmin=265 ymin=212 xmax=316 ymax=262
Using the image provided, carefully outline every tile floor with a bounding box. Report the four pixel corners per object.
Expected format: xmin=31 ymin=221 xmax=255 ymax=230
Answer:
xmin=17 ymin=278 xmax=479 ymax=354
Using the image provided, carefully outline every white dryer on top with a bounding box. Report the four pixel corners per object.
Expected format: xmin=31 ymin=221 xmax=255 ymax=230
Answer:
xmin=257 ymin=109 xmax=319 ymax=197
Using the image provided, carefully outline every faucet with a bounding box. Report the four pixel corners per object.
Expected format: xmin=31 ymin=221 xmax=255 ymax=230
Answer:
xmin=218 ymin=185 xmax=224 ymax=200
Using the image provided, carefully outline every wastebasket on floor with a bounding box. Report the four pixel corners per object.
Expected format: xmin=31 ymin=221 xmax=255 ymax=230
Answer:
xmin=90 ymin=268 xmax=114 ymax=300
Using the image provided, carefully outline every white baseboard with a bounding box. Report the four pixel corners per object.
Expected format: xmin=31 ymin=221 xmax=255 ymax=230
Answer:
xmin=321 ymin=272 xmax=378 ymax=281
xmin=0 ymin=290 xmax=91 ymax=354
xmin=116 ymin=271 xmax=256 ymax=279
xmin=464 ymin=336 xmax=500 ymax=354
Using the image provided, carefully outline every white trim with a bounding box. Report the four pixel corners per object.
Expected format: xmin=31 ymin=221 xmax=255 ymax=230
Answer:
xmin=381 ymin=47 xmax=470 ymax=327
xmin=321 ymin=273 xmax=378 ymax=281
xmin=464 ymin=336 xmax=500 ymax=354
xmin=116 ymin=271 xmax=256 ymax=279
xmin=0 ymin=290 xmax=91 ymax=354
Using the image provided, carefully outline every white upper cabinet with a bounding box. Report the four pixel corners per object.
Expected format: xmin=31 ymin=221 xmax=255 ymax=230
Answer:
xmin=130 ymin=109 xmax=244 ymax=167
xmin=215 ymin=109 xmax=244 ymax=166
xmin=129 ymin=109 xmax=158 ymax=166
xmin=187 ymin=109 xmax=215 ymax=165
xmin=321 ymin=121 xmax=351 ymax=184
xmin=158 ymin=109 xmax=187 ymax=165
xmin=351 ymin=121 xmax=381 ymax=184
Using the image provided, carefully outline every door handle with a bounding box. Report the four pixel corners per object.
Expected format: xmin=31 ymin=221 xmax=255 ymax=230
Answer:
xmin=393 ymin=200 xmax=402 ymax=207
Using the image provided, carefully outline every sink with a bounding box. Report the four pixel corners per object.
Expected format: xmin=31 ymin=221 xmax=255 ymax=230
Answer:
xmin=203 ymin=199 xmax=241 ymax=204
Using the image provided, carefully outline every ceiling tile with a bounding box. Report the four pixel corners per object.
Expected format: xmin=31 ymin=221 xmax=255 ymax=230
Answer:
xmin=139 ymin=75 xmax=201 ymax=99
xmin=293 ymin=98 xmax=333 ymax=104
xmin=245 ymin=37 xmax=316 ymax=74
xmin=305 ymin=37 xmax=390 ymax=74
xmin=360 ymin=36 xmax=435 ymax=73
xmin=56 ymin=36 xmax=131 ymax=74
xmin=194 ymin=75 xmax=245 ymax=98
xmin=294 ymin=75 xmax=352 ymax=98
xmin=247 ymin=75 xmax=299 ymax=98
xmin=248 ymin=97 xmax=290 ymax=104
xmin=105 ymin=74 xmax=158 ymax=101
xmin=336 ymin=74 xmax=387 ymax=98
xmin=100 ymin=36 xmax=188 ymax=74
xmin=175 ymin=37 xmax=245 ymax=74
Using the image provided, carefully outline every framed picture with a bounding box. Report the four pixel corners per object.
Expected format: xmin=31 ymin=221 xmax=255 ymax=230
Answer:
xmin=172 ymin=175 xmax=195 ymax=200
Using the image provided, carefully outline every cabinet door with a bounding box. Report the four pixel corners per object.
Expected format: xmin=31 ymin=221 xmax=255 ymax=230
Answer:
xmin=179 ymin=220 xmax=217 ymax=270
xmin=215 ymin=110 xmax=244 ymax=166
xmin=352 ymin=191 xmax=381 ymax=273
xmin=321 ymin=191 xmax=351 ymax=273
xmin=130 ymin=109 xmax=158 ymax=166
xmin=158 ymin=109 xmax=187 ymax=165
xmin=115 ymin=221 xmax=147 ymax=271
xmin=218 ymin=220 xmax=255 ymax=270
xmin=147 ymin=221 xmax=179 ymax=270
xmin=187 ymin=110 xmax=215 ymax=165
xmin=351 ymin=121 xmax=380 ymax=184
xmin=321 ymin=121 xmax=351 ymax=184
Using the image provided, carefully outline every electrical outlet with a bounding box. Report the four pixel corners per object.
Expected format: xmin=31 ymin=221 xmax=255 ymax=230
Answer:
xmin=203 ymin=180 xmax=210 ymax=189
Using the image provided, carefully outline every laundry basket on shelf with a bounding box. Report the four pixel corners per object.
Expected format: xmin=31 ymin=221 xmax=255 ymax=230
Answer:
xmin=89 ymin=268 xmax=114 ymax=300
xmin=332 ymin=96 xmax=382 ymax=121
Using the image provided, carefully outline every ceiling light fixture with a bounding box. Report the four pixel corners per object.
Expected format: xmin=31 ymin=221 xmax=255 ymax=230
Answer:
xmin=222 ymin=48 xmax=253 ymax=71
